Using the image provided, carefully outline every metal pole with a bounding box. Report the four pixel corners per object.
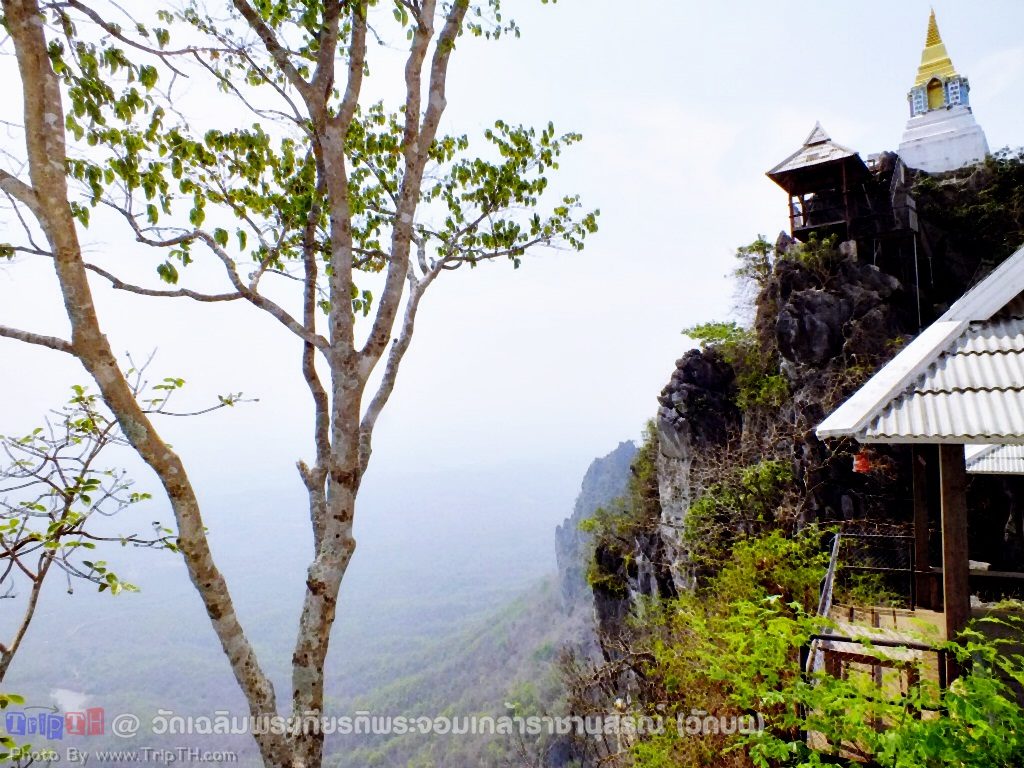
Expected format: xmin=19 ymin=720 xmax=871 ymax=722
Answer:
xmin=913 ymin=235 xmax=923 ymax=331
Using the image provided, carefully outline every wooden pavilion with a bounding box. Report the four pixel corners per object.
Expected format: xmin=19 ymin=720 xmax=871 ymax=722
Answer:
xmin=767 ymin=123 xmax=872 ymax=243
xmin=817 ymin=243 xmax=1024 ymax=650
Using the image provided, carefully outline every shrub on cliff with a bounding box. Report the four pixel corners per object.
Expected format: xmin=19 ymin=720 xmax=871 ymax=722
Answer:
xmin=683 ymin=322 xmax=788 ymax=412
xmin=581 ymin=422 xmax=661 ymax=596
xmin=620 ymin=531 xmax=1024 ymax=768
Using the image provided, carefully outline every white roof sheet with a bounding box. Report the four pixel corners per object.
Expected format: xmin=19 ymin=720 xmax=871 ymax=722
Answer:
xmin=966 ymin=444 xmax=1024 ymax=474
xmin=862 ymin=317 xmax=1024 ymax=442
xmin=817 ymin=243 xmax=1024 ymax=444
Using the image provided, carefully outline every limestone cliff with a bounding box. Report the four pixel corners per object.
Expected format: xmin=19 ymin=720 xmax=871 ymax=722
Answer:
xmin=581 ymin=152 xmax=1024 ymax=641
xmin=555 ymin=440 xmax=637 ymax=614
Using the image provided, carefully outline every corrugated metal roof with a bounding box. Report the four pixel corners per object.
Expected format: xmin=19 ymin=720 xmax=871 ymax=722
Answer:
xmin=862 ymin=317 xmax=1024 ymax=442
xmin=817 ymin=243 xmax=1024 ymax=443
xmin=966 ymin=444 xmax=1024 ymax=474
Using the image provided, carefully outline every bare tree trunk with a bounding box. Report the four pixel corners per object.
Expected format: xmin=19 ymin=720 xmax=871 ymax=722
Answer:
xmin=2 ymin=2 xmax=289 ymax=763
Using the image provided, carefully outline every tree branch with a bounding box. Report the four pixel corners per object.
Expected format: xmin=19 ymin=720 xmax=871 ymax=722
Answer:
xmin=0 ymin=553 xmax=51 ymax=682
xmin=311 ymin=1 xmax=367 ymax=369
xmin=359 ymin=248 xmax=438 ymax=472
xmin=0 ymin=168 xmax=44 ymax=222
xmin=230 ymin=0 xmax=313 ymax=101
xmin=0 ymin=324 xmax=74 ymax=354
xmin=358 ymin=0 xmax=468 ymax=377
xmin=83 ymin=260 xmax=244 ymax=302
xmin=332 ymin=1 xmax=367 ymax=130
xmin=357 ymin=1 xmax=436 ymax=375
xmin=62 ymin=0 xmax=211 ymax=75
xmin=310 ymin=0 xmax=341 ymax=101
xmin=195 ymin=231 xmax=331 ymax=351
xmin=299 ymin=170 xmax=329 ymax=554
xmin=105 ymin=203 xmax=330 ymax=348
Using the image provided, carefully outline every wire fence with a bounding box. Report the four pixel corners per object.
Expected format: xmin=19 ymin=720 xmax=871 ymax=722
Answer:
xmin=802 ymin=532 xmax=950 ymax=752
xmin=834 ymin=533 xmax=917 ymax=610
xmin=807 ymin=532 xmax=921 ymax=675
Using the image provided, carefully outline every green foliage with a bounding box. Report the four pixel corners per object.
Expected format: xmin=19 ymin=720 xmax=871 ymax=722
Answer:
xmin=779 ymin=232 xmax=841 ymax=277
xmin=0 ymin=693 xmax=25 ymax=760
xmin=613 ymin=530 xmax=1024 ymax=768
xmin=621 ymin=531 xmax=827 ymax=768
xmin=0 ymin=383 xmax=180 ymax=608
xmin=713 ymin=529 xmax=828 ymax=610
xmin=913 ymin=147 xmax=1024 ymax=263
xmin=834 ymin=570 xmax=904 ymax=609
xmin=733 ymin=616 xmax=1024 ymax=768
xmin=733 ymin=235 xmax=775 ymax=286
xmin=79 ymin=559 xmax=138 ymax=596
xmin=39 ymin=3 xmax=598 ymax=319
xmin=683 ymin=320 xmax=747 ymax=349
xmin=741 ymin=372 xmax=789 ymax=411
xmin=581 ymin=423 xmax=660 ymax=595
xmin=684 ymin=459 xmax=795 ymax=571
xmin=683 ymin=322 xmax=788 ymax=412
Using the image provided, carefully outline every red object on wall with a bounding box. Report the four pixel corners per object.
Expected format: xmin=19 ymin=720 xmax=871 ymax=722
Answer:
xmin=853 ymin=450 xmax=872 ymax=474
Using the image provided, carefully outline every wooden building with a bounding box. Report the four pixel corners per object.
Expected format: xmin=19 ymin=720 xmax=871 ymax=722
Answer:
xmin=767 ymin=123 xmax=917 ymax=246
xmin=817 ymin=243 xmax=1024 ymax=654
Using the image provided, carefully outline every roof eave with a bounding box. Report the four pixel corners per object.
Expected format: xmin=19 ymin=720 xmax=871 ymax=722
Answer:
xmin=940 ymin=243 xmax=1024 ymax=322
xmin=815 ymin=320 xmax=968 ymax=439
xmin=856 ymin=434 xmax=1024 ymax=445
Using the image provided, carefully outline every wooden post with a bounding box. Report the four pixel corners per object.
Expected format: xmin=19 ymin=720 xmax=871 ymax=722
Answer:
xmin=939 ymin=444 xmax=970 ymax=644
xmin=842 ymin=162 xmax=850 ymax=230
xmin=912 ymin=447 xmax=930 ymax=609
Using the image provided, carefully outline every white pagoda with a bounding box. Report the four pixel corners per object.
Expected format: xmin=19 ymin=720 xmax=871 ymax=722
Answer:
xmin=898 ymin=10 xmax=989 ymax=173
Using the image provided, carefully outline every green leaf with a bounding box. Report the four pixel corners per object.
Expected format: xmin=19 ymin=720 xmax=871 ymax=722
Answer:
xmin=139 ymin=65 xmax=158 ymax=90
xmin=156 ymin=262 xmax=179 ymax=284
xmin=0 ymin=693 xmax=25 ymax=709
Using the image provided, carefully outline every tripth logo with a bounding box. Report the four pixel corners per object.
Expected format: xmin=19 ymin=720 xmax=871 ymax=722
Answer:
xmin=4 ymin=707 xmax=105 ymax=739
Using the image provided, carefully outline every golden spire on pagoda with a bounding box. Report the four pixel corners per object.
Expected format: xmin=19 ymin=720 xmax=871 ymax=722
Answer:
xmin=915 ymin=9 xmax=958 ymax=86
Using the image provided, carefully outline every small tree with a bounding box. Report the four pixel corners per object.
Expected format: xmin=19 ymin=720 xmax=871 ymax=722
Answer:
xmin=0 ymin=367 xmax=241 ymax=683
xmin=0 ymin=380 xmax=231 ymax=766
xmin=0 ymin=1 xmax=596 ymax=765
xmin=733 ymin=235 xmax=774 ymax=286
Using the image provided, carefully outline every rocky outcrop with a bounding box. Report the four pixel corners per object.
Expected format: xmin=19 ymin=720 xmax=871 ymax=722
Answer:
xmin=564 ymin=151 xmax=1024 ymax=762
xmin=555 ymin=440 xmax=637 ymax=614
xmin=656 ymin=347 xmax=740 ymax=591
xmin=771 ymin=242 xmax=906 ymax=373
xmin=767 ymin=242 xmax=914 ymax=523
xmin=587 ymin=229 xmax=1024 ymax=645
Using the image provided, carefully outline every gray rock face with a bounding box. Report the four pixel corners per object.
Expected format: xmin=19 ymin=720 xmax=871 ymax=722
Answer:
xmin=555 ymin=440 xmax=637 ymax=614
xmin=772 ymin=256 xmax=903 ymax=370
xmin=655 ymin=347 xmax=741 ymax=590
xmin=586 ymin=243 xmax=921 ymax=624
xmin=776 ymin=289 xmax=849 ymax=366
xmin=656 ymin=348 xmax=738 ymax=452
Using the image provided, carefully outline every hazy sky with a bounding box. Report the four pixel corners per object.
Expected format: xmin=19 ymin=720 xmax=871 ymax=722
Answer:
xmin=2 ymin=1 xmax=1023 ymax=559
